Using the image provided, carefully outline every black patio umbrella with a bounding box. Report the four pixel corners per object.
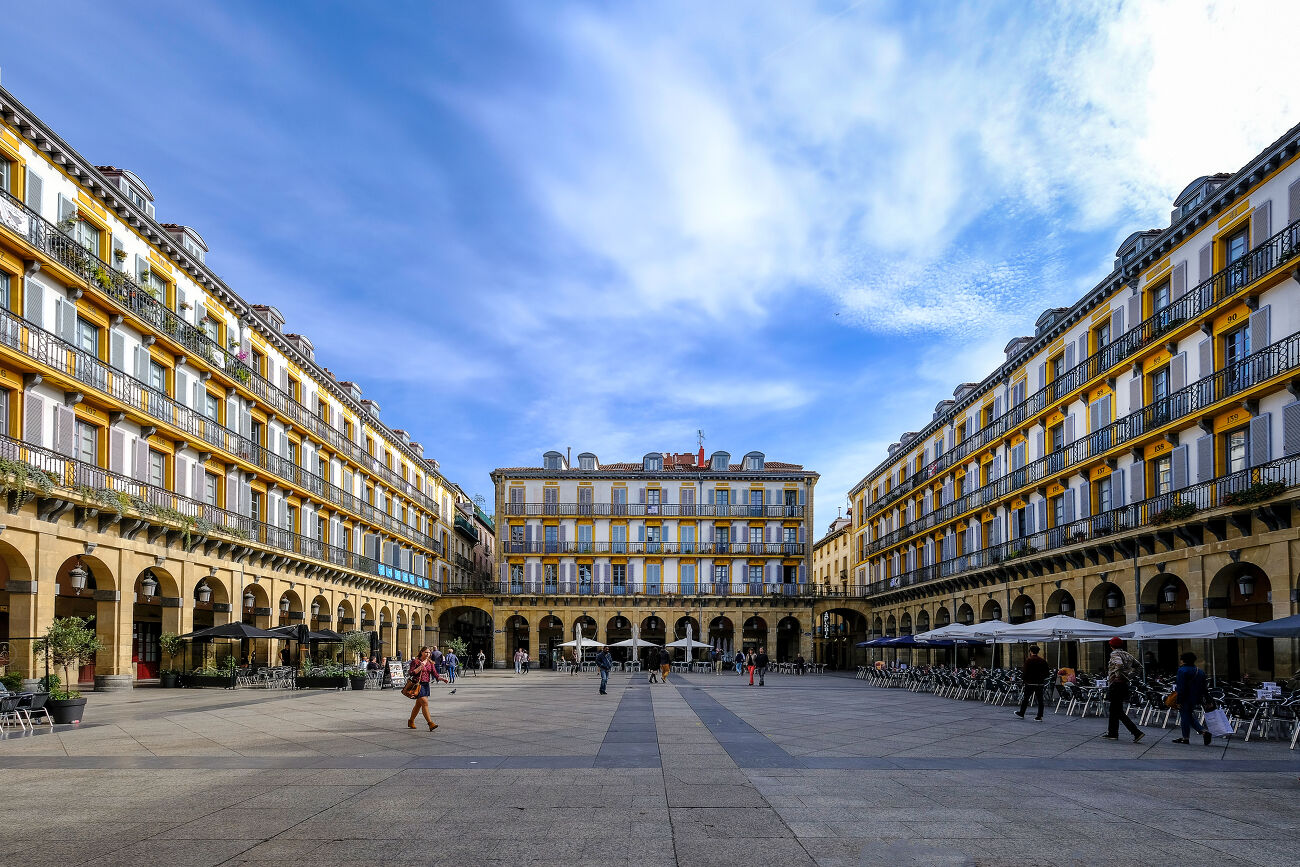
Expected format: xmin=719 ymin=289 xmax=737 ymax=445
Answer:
xmin=1236 ymin=614 xmax=1300 ymax=638
xmin=180 ymin=622 xmax=283 ymax=673
xmin=369 ymin=630 xmax=380 ymax=659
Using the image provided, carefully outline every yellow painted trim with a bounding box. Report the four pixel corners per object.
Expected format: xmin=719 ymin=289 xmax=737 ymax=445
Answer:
xmin=1212 ymin=211 xmax=1252 ymax=271
xmin=1143 ymin=439 xmax=1173 ymax=460
xmin=146 ymin=250 xmax=174 ymax=276
xmin=75 ymin=191 xmax=106 ymax=220
xmin=1212 ymin=407 xmax=1251 ymax=433
xmin=1142 ymin=349 xmax=1172 ymax=373
xmin=1212 ymin=302 xmax=1250 ymax=336
xmin=1216 ymin=200 xmax=1250 ymax=229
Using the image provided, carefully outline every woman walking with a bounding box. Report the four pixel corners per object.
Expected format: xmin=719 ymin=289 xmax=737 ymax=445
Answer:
xmin=1172 ymin=652 xmax=1213 ymax=746
xmin=407 ymin=646 xmax=442 ymax=731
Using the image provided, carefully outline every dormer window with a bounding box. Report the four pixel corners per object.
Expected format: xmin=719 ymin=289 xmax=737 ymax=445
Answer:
xmin=642 ymin=453 xmax=664 ymax=472
xmin=579 ymin=455 xmax=595 ymax=470
xmin=544 ymin=455 xmax=561 ymax=471
xmin=709 ymin=451 xmax=730 ymax=471
xmin=743 ymin=451 xmax=765 ymax=471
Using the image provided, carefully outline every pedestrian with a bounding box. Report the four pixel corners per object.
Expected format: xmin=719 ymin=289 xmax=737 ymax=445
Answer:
xmin=445 ymin=647 xmax=459 ymax=683
xmin=367 ymin=654 xmax=380 ymax=672
xmin=658 ymin=647 xmax=671 ymax=683
xmin=747 ymin=649 xmax=756 ymax=686
xmin=795 ymin=654 xmax=805 ymax=674
xmin=596 ymin=645 xmax=613 ymax=695
xmin=513 ymin=648 xmax=523 ymax=675
xmin=756 ymin=647 xmax=770 ymax=686
xmin=712 ymin=647 xmax=722 ymax=675
xmin=735 ymin=650 xmax=745 ymax=675
xmin=1101 ymin=637 xmax=1144 ymax=743
xmin=647 ymin=648 xmax=659 ymax=683
xmin=476 ymin=650 xmax=485 ymax=673
xmin=406 ymin=646 xmax=443 ymax=731
xmin=1014 ymin=644 xmax=1049 ymax=721
xmin=1172 ymin=651 xmax=1212 ymax=746
xmin=280 ymin=646 xmax=291 ymax=666
xmin=522 ymin=650 xmax=530 ymax=674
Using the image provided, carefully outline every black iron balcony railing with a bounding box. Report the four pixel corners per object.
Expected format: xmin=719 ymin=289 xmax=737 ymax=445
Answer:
xmin=501 ymin=502 xmax=805 ymax=518
xmin=864 ymin=451 xmax=1300 ymax=598
xmin=865 ymin=215 xmax=1300 ymax=522
xmin=0 ymin=189 xmax=443 ymax=522
xmin=440 ymin=577 xmax=839 ymax=598
xmin=453 ymin=511 xmax=480 ymax=542
xmin=499 ymin=541 xmax=805 ymax=556
xmin=0 ymin=431 xmax=434 ymax=592
xmin=0 ymin=308 xmax=441 ymax=556
xmin=867 ymin=328 xmax=1300 ymax=555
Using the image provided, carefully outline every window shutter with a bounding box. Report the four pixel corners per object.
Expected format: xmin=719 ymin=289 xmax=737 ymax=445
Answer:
xmin=1198 ymin=338 xmax=1213 ymax=379
xmin=1064 ymin=489 xmax=1075 ymax=523
xmin=1009 ymin=512 xmax=1018 ymax=540
xmin=109 ymin=429 xmax=125 ymax=473
xmin=1101 ymin=394 xmax=1112 ymax=427
xmin=1170 ymin=352 xmax=1186 ymax=392
xmin=192 ymin=462 xmax=204 ymax=502
xmin=1034 ymin=430 xmax=1044 ymax=461
xmin=1289 ymin=179 xmax=1300 ymax=225
xmin=1110 ymin=306 xmax=1124 ymax=338
xmin=134 ymin=438 xmax=149 ymax=482
xmin=134 ymin=255 xmax=146 ymax=282
xmin=1198 ymin=243 xmax=1212 ymax=282
xmin=993 ymin=395 xmax=1002 ymax=418
xmin=133 ymin=345 xmax=147 ymax=381
xmin=1284 ymin=401 xmax=1300 ymax=457
xmin=54 ymin=404 xmax=75 ymax=456
xmin=798 ymin=526 xmax=806 ymax=543
xmin=1064 ymin=414 xmax=1075 ymax=445
xmin=627 ymin=562 xmax=635 ymax=584
xmin=192 ymin=381 xmax=202 ymax=410
xmin=1088 ymin=399 xmax=1099 ymax=433
xmin=54 ymin=297 xmax=76 ymax=344
xmin=175 ymin=369 xmax=189 ymax=408
xmin=1126 ymin=293 xmax=1140 ymax=332
xmin=1249 ymin=305 xmax=1270 ymax=351
xmin=57 ymin=194 xmax=75 ymax=227
xmin=1130 ymin=461 xmax=1144 ymax=502
xmin=175 ymin=457 xmax=188 ymax=497
xmin=23 ymin=392 xmax=42 ymax=444
xmin=1064 ymin=342 xmax=1075 ymax=371
xmin=1077 ymin=335 xmax=1088 ymax=365
xmin=1250 ymin=412 xmax=1272 ymax=467
xmin=23 ymin=277 xmax=43 ymax=328
xmin=1076 ymin=484 xmax=1089 ymax=519
xmin=1036 ymin=362 xmax=1046 ymax=391
xmin=799 ymin=487 xmax=805 ymax=505
xmin=1113 ymin=469 xmax=1125 ymax=507
xmin=110 ymin=331 xmax=125 ymax=372
xmin=1251 ymin=199 xmax=1272 ymax=244
xmin=1196 ymin=434 xmax=1214 ymax=482
xmin=24 ymin=170 xmax=42 ymax=213
xmin=1172 ymin=445 xmax=1189 ymax=490
xmin=1036 ymin=499 xmax=1047 ymax=533
xmin=1171 ymin=261 xmax=1187 ymax=299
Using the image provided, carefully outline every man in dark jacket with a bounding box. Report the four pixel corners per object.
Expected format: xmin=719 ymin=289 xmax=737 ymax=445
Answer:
xmin=595 ymin=646 xmax=613 ymax=695
xmin=755 ymin=647 xmax=770 ymax=686
xmin=1172 ymin=651 xmax=1212 ymax=745
xmin=1015 ymin=644 xmax=1050 ymax=721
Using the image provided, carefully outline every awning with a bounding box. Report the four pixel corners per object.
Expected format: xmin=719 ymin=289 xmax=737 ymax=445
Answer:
xmin=180 ymin=622 xmax=283 ymax=640
xmin=1236 ymin=614 xmax=1300 ymax=639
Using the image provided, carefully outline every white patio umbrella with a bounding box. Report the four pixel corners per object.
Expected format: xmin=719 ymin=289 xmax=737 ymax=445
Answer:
xmin=665 ymin=636 xmax=712 ymax=649
xmin=1112 ymin=621 xmax=1176 ymax=641
xmin=608 ymin=637 xmax=661 ymax=648
xmin=1145 ymin=616 xmax=1257 ymax=684
xmin=990 ymin=615 xmax=1124 ymax=642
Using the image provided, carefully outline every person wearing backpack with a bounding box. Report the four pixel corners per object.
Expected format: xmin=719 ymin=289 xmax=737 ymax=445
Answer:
xmin=1172 ymin=651 xmax=1212 ymax=746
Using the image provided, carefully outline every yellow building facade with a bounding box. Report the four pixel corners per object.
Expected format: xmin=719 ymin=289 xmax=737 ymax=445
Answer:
xmin=0 ymin=86 xmax=461 ymax=687
xmin=850 ymin=123 xmax=1300 ymax=678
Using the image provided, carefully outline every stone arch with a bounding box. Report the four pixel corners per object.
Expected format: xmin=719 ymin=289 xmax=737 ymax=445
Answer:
xmin=934 ymin=606 xmax=951 ymax=627
xmin=899 ymin=611 xmax=913 ymax=635
xmin=505 ymin=614 xmax=529 ymax=658
xmin=130 ymin=565 xmax=182 ymax=681
xmin=742 ymin=615 xmax=767 ymax=650
xmin=277 ymin=588 xmax=304 ymax=626
xmin=708 ymin=615 xmax=734 ymax=653
xmin=885 ymin=614 xmax=897 ymax=636
xmin=638 ymin=614 xmax=665 ymax=647
xmin=956 ymin=602 xmax=975 ymax=625
xmin=309 ymin=594 xmax=330 ymax=628
xmin=672 ymin=615 xmax=701 ymax=641
xmin=1207 ymin=561 xmax=1272 ymax=623
xmin=1087 ymin=582 xmax=1126 ymax=626
xmin=336 ymin=598 xmax=355 ymax=630
xmin=872 ymin=615 xmax=884 ymax=637
xmin=538 ymin=614 xmax=564 ymax=664
xmin=438 ymin=605 xmax=493 ymax=663
xmin=915 ymin=609 xmax=931 ymax=633
xmin=1011 ymin=594 xmax=1035 ymax=624
xmin=1142 ymin=573 xmax=1191 ymax=625
xmin=776 ymin=615 xmax=801 ymax=662
xmin=1045 ymin=588 xmax=1076 ymax=616
xmin=980 ymin=598 xmax=1002 ymax=622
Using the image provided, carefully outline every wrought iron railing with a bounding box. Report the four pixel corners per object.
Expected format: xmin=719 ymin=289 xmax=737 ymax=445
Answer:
xmin=440 ymin=577 xmax=837 ymax=598
xmin=865 ymin=216 xmax=1300 ymax=521
xmin=497 ymin=541 xmax=805 ymax=556
xmin=868 ymin=329 xmax=1300 ymax=554
xmin=500 ymin=502 xmax=805 ymax=518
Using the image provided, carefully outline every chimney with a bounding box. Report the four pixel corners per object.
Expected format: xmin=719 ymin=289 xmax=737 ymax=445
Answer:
xmin=697 ymin=445 xmax=706 ymax=467
xmin=566 ymin=446 xmax=571 ymax=467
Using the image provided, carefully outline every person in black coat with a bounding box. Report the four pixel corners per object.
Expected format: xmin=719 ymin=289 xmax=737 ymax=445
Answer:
xmin=1173 ymin=651 xmax=1212 ymax=745
xmin=1015 ymin=645 xmax=1051 ymax=721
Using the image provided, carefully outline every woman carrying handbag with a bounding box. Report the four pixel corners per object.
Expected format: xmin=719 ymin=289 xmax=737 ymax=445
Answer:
xmin=406 ymin=646 xmax=446 ymax=731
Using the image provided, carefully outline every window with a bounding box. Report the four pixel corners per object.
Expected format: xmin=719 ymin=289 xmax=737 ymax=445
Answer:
xmin=147 ymin=450 xmax=165 ymax=488
xmin=1152 ymin=454 xmax=1172 ymax=496
xmin=1094 ymin=321 xmax=1111 ymax=352
xmin=509 ymin=524 xmax=524 ymax=552
xmin=147 ymin=360 xmax=166 ymax=393
xmin=1051 ymin=495 xmax=1065 ymax=527
xmin=128 ymin=188 xmax=146 ymax=209
xmin=611 ymin=524 xmax=627 ymax=553
xmin=748 ymin=565 xmax=763 ymax=584
xmin=1013 ymin=508 xmax=1029 ymax=538
xmin=1150 ymin=281 xmax=1170 ymax=317
xmin=201 ymin=317 xmax=219 ymax=344
xmin=74 ymin=421 xmax=97 ymax=464
xmin=646 ymin=487 xmax=660 ymax=515
xmin=1223 ymin=323 xmax=1250 ymax=367
xmin=1049 ymin=353 xmax=1065 ymax=382
xmin=0 ymin=158 xmax=10 ymax=193
xmin=250 ymin=420 xmax=264 ymax=447
xmin=74 ymin=219 xmax=100 ymax=255
xmin=611 ymin=564 xmax=626 ymax=590
xmin=147 ymin=272 xmax=168 ymax=303
xmin=715 ymin=525 xmax=730 ymax=549
xmin=543 ymin=563 xmax=557 ymax=591
xmin=577 ymin=563 xmax=592 ymax=588
xmin=713 ymin=564 xmax=728 ymax=585
xmin=680 ymin=525 xmax=695 ymax=553
xmin=510 ymin=563 xmax=524 ymax=588
xmin=203 ymin=392 xmax=219 ymax=422
xmin=1225 ymin=227 xmax=1249 ymax=264
xmin=715 ymin=488 xmax=730 ymax=507
xmin=749 ymin=526 xmax=763 ymax=547
xmin=577 ymin=524 xmax=592 ymax=553
xmin=204 ymin=472 xmax=219 ymax=507
xmin=249 ymin=490 xmax=262 ymax=522
xmin=75 ymin=317 xmax=97 ymax=356
xmin=285 ymin=504 xmax=296 ymax=533
xmin=578 ymin=455 xmax=595 ymax=470
xmin=251 ymin=350 xmax=265 ymax=376
xmin=1151 ymin=366 xmax=1169 ymax=404
xmin=1049 ymin=423 xmax=1065 ymax=453
xmin=1225 ymin=426 xmax=1249 ymax=474
xmin=288 ymin=377 xmax=300 ymax=403
xmin=543 ymin=453 xmax=560 ymax=470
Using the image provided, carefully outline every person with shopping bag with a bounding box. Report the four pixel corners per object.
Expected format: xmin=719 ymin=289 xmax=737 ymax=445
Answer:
xmin=405 ymin=646 xmax=449 ymax=731
xmin=1171 ymin=651 xmax=1212 ymax=745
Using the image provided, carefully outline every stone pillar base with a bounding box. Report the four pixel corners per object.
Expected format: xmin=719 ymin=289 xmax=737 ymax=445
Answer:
xmin=94 ymin=674 xmax=133 ymax=692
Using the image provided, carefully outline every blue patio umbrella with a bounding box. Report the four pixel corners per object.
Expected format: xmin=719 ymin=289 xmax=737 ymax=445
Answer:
xmin=1236 ymin=614 xmax=1300 ymax=638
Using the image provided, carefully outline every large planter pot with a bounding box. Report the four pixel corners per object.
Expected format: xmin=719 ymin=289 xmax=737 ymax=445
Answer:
xmin=95 ymin=674 xmax=133 ymax=692
xmin=160 ymin=672 xmax=179 ymax=689
xmin=297 ymin=676 xmax=347 ymax=690
xmin=184 ymin=673 xmax=236 ymax=689
xmin=20 ymin=678 xmax=41 ymax=693
xmin=47 ymin=697 xmax=87 ymax=724
xmin=349 ymin=675 xmax=367 ymax=691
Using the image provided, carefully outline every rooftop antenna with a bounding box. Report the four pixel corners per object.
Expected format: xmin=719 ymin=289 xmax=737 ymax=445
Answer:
xmin=697 ymin=429 xmax=705 ymax=450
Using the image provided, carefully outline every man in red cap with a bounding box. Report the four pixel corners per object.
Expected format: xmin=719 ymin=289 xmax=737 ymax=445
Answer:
xmin=1102 ymin=637 xmax=1144 ymax=743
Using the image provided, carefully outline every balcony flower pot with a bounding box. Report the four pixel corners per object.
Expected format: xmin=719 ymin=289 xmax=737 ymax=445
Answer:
xmin=46 ymin=697 xmax=87 ymax=724
xmin=349 ymin=674 xmax=367 ymax=691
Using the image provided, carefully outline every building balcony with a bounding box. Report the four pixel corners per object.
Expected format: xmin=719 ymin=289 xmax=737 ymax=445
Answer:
xmin=867 ymin=327 xmax=1300 ymax=556
xmin=0 ymin=431 xmax=436 ymax=594
xmin=865 ymin=215 xmax=1300 ymax=522
xmin=501 ymin=503 xmax=805 ymax=518
xmin=0 ymin=306 xmax=441 ymax=555
xmin=439 ymin=578 xmax=848 ymax=599
xmin=454 ymin=511 xmax=480 ymax=542
xmin=0 ymin=189 xmax=443 ymax=522
xmin=500 ymin=541 xmax=805 ymax=557
xmin=862 ymin=451 xmax=1300 ymax=600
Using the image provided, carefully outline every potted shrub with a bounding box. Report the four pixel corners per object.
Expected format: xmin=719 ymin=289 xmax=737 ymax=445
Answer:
xmin=34 ymin=616 xmax=104 ymax=724
xmin=158 ymin=632 xmax=186 ymax=688
xmin=296 ymin=664 xmax=349 ymax=690
xmin=343 ymin=631 xmax=371 ymax=690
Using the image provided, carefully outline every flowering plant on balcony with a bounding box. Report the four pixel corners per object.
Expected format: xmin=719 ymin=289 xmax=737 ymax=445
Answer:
xmin=1222 ymin=481 xmax=1285 ymax=507
xmin=1151 ymin=502 xmax=1197 ymax=525
xmin=236 ymin=350 xmax=249 ymax=362
xmin=112 ymin=247 xmax=127 ymax=262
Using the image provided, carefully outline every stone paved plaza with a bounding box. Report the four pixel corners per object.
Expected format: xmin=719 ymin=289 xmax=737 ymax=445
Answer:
xmin=2 ymin=671 xmax=1298 ymax=866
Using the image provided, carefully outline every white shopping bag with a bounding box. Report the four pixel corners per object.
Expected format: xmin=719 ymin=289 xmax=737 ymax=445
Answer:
xmin=1203 ymin=707 xmax=1232 ymax=738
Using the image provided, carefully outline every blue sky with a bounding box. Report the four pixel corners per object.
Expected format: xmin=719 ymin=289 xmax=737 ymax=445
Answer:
xmin=6 ymin=0 xmax=1300 ymax=517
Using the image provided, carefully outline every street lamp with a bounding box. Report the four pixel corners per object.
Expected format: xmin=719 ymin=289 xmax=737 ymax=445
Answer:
xmin=196 ymin=581 xmax=212 ymax=604
xmin=1237 ymin=574 xmax=1255 ymax=598
xmin=280 ymin=596 xmax=291 ymax=613
xmin=1022 ymin=602 xmax=1033 ymax=618
xmin=336 ymin=604 xmax=344 ymax=621
xmin=243 ymin=590 xmax=255 ymax=609
xmin=1105 ymin=590 xmax=1122 ymax=610
xmin=140 ymin=570 xmax=159 ymax=597
xmin=1161 ymin=581 xmax=1179 ymax=605
xmin=310 ymin=601 xmax=320 ymax=616
xmin=68 ymin=558 xmax=88 ymax=590
xmin=1059 ymin=597 xmax=1073 ymax=614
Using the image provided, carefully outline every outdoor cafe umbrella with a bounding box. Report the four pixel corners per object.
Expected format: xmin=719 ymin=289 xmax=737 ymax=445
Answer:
xmin=180 ymin=621 xmax=282 ymax=672
xmin=1148 ymin=616 xmax=1257 ymax=684
xmin=1236 ymin=614 xmax=1300 ymax=639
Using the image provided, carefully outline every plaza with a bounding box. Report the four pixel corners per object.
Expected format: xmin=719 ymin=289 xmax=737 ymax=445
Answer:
xmin=2 ymin=671 xmax=1298 ymax=866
